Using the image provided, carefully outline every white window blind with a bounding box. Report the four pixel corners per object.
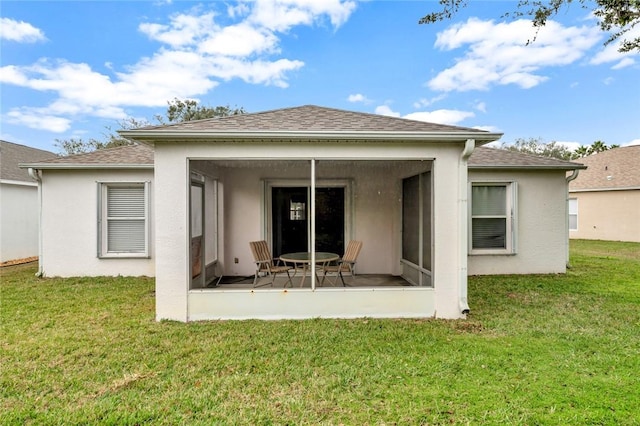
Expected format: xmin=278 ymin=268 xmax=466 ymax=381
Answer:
xmin=470 ymin=183 xmax=516 ymax=254
xmin=99 ymin=182 xmax=149 ymax=257
xmin=568 ymin=198 xmax=578 ymax=231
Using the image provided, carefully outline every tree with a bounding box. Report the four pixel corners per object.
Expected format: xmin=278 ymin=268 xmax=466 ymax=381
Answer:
xmin=165 ymin=98 xmax=245 ymax=123
xmin=419 ymin=0 xmax=640 ymax=53
xmin=572 ymin=140 xmax=620 ymax=158
xmin=499 ymin=137 xmax=575 ymax=160
xmin=55 ymin=99 xmax=246 ymax=155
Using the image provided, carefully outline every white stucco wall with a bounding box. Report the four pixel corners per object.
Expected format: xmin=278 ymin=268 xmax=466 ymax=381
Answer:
xmin=569 ymin=190 xmax=640 ymax=242
xmin=155 ymin=140 xmax=468 ymax=322
xmin=467 ymin=169 xmax=569 ymax=275
xmin=39 ymin=169 xmax=155 ymax=277
xmin=0 ymin=182 xmax=39 ymax=262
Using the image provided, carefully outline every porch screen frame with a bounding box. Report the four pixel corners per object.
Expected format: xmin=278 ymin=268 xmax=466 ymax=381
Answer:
xmin=400 ymin=171 xmax=433 ymax=287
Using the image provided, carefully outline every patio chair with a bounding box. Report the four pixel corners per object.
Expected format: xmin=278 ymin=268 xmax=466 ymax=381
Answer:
xmin=321 ymin=240 xmax=363 ymax=286
xmin=249 ymin=240 xmax=293 ymax=288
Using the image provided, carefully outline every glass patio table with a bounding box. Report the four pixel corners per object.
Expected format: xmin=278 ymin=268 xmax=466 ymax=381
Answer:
xmin=279 ymin=252 xmax=340 ymax=287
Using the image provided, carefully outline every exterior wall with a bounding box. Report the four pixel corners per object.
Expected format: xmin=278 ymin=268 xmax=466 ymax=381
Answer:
xmin=155 ymin=141 xmax=468 ymax=322
xmin=569 ymin=190 xmax=640 ymax=242
xmin=39 ymin=169 xmax=155 ymax=277
xmin=0 ymin=182 xmax=39 ymax=262
xmin=468 ymin=169 xmax=569 ymax=275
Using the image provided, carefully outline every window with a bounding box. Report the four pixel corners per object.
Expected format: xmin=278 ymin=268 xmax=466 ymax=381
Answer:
xmin=470 ymin=182 xmax=516 ymax=254
xmin=568 ymin=198 xmax=578 ymax=231
xmin=98 ymin=182 xmax=150 ymax=258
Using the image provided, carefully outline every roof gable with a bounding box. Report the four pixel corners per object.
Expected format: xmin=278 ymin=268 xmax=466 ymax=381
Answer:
xmin=569 ymin=145 xmax=640 ymax=190
xmin=135 ymin=105 xmax=488 ymax=134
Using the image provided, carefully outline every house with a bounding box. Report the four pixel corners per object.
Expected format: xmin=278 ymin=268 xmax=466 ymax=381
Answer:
xmin=21 ymin=105 xmax=585 ymax=321
xmin=568 ymin=145 xmax=640 ymax=242
xmin=1 ymin=140 xmax=57 ymax=264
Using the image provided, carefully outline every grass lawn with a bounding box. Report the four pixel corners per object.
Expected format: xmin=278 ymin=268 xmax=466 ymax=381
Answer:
xmin=2 ymin=240 xmax=639 ymax=425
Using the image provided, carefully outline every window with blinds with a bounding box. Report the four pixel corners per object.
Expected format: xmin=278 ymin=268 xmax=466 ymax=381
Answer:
xmin=470 ymin=182 xmax=516 ymax=254
xmin=99 ymin=182 xmax=149 ymax=257
xmin=568 ymin=198 xmax=578 ymax=231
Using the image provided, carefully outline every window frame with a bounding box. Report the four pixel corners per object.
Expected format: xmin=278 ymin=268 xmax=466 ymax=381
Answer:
xmin=568 ymin=198 xmax=578 ymax=231
xmin=97 ymin=181 xmax=150 ymax=258
xmin=469 ymin=181 xmax=517 ymax=255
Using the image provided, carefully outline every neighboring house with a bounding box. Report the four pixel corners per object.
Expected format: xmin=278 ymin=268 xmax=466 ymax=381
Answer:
xmin=1 ymin=140 xmax=57 ymax=263
xmin=21 ymin=105 xmax=585 ymax=321
xmin=568 ymin=145 xmax=640 ymax=242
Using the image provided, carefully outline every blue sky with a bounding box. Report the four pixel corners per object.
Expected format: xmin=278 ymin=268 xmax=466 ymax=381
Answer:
xmin=1 ymin=0 xmax=639 ymax=153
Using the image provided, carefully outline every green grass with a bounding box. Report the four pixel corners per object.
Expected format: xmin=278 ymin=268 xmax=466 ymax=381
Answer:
xmin=2 ymin=240 xmax=639 ymax=425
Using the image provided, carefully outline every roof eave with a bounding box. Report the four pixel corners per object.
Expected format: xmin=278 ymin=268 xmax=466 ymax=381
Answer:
xmin=469 ymin=164 xmax=587 ymax=171
xmin=20 ymin=163 xmax=154 ymax=170
xmin=119 ymin=130 xmax=503 ymax=144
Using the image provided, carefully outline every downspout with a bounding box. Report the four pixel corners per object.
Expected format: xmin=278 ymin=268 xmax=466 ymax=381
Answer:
xmin=459 ymin=139 xmax=475 ymax=315
xmin=565 ymin=169 xmax=580 ymax=268
xmin=28 ymin=168 xmax=44 ymax=277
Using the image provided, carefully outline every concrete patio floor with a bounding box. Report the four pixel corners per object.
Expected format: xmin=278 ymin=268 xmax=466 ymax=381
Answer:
xmin=206 ymin=274 xmax=412 ymax=289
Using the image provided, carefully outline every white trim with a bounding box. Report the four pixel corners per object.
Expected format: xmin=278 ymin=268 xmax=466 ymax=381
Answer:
xmin=121 ymin=130 xmax=503 ymax=143
xmin=468 ymin=181 xmax=517 ymax=255
xmin=97 ymin=181 xmax=151 ymax=258
xmin=0 ymin=179 xmax=38 ymax=187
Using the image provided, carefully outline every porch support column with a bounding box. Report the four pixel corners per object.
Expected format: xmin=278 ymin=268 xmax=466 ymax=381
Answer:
xmin=310 ymin=158 xmax=316 ymax=289
xmin=154 ymin=148 xmax=189 ymax=322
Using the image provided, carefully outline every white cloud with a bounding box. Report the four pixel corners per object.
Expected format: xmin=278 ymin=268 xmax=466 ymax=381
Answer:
xmin=1 ymin=1 xmax=356 ymax=132
xmin=589 ymin=26 xmax=639 ymax=69
xmin=347 ymin=93 xmax=370 ymax=103
xmin=374 ymin=105 xmax=400 ymax=117
xmin=428 ymin=18 xmax=601 ymax=92
xmin=0 ymin=18 xmax=46 ymax=43
xmin=555 ymin=140 xmax=582 ymax=152
xmin=7 ymin=109 xmax=71 ymax=132
xmin=624 ymin=139 xmax=640 ymax=147
xmin=473 ymin=125 xmax=500 ymax=133
xmin=404 ymin=109 xmax=474 ymax=126
xmin=413 ymin=94 xmax=446 ymax=108
xmin=474 ymin=101 xmax=486 ymax=113
xmin=250 ymin=0 xmax=357 ymax=32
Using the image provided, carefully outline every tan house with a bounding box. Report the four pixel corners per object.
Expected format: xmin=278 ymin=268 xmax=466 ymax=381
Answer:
xmin=569 ymin=145 xmax=640 ymax=242
xmin=22 ymin=105 xmax=585 ymax=322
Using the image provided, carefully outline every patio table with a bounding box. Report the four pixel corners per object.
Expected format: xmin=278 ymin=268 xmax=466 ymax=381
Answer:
xmin=279 ymin=252 xmax=339 ymax=287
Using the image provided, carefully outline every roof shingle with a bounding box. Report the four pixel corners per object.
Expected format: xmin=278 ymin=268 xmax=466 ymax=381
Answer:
xmin=569 ymin=145 xmax=640 ymax=190
xmin=469 ymin=147 xmax=585 ymax=170
xmin=20 ymin=143 xmax=154 ymax=168
xmin=135 ymin=105 xmax=489 ymax=133
xmin=1 ymin=140 xmax=57 ymax=182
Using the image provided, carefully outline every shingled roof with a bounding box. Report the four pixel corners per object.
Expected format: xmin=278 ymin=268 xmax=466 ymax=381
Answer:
xmin=1 ymin=140 xmax=57 ymax=182
xmin=470 ymin=147 xmax=586 ymax=170
xmin=134 ymin=105 xmax=488 ymax=133
xmin=20 ymin=143 xmax=154 ymax=169
xmin=569 ymin=145 xmax=640 ymax=191
xmin=21 ymin=141 xmax=584 ymax=171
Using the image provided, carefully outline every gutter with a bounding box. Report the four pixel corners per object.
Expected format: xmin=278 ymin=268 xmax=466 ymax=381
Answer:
xmin=459 ymin=139 xmax=475 ymax=316
xmin=20 ymin=163 xmax=153 ymax=170
xmin=27 ymin=168 xmax=44 ymax=277
xmin=119 ymin=129 xmax=503 ymax=144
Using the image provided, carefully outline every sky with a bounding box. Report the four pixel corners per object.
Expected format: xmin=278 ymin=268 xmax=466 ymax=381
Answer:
xmin=1 ymin=0 xmax=639 ymax=153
